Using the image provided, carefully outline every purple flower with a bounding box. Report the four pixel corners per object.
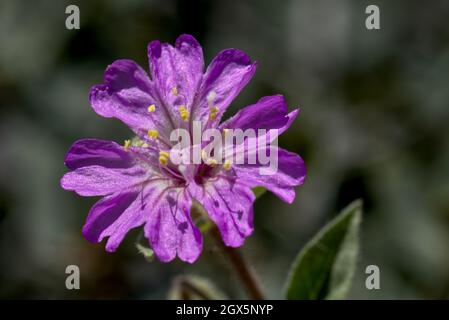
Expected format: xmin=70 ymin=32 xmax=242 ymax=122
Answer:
xmin=61 ymin=34 xmax=306 ymax=263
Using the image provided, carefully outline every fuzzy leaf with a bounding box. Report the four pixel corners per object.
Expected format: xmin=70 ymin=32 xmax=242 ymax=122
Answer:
xmin=284 ymin=199 xmax=362 ymax=300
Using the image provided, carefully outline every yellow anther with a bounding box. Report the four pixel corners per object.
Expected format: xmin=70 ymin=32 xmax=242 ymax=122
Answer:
xmin=159 ymin=150 xmax=170 ymax=166
xmin=223 ymin=128 xmax=229 ymax=136
xmin=209 ymin=106 xmax=219 ymax=120
xmin=147 ymin=129 xmax=159 ymax=140
xmin=178 ymin=105 xmax=189 ymax=121
xmin=159 ymin=150 xmax=169 ymax=158
xmin=147 ymin=104 xmax=156 ymax=112
xmin=159 ymin=156 xmax=168 ymax=166
xmin=223 ymin=160 xmax=232 ymax=171
xmin=141 ymin=143 xmax=149 ymax=148
xmin=171 ymin=86 xmax=178 ymax=96
xmin=206 ymin=158 xmax=218 ymax=167
xmin=123 ymin=139 xmax=131 ymax=151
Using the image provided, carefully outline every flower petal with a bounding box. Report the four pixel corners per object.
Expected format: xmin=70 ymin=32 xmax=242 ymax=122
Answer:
xmin=234 ymin=147 xmax=307 ymax=203
xmin=89 ymin=59 xmax=173 ymax=138
xmin=83 ymin=180 xmax=175 ymax=252
xmin=147 ymin=34 xmax=204 ymax=123
xmin=277 ymin=109 xmax=300 ymax=138
xmin=194 ymin=49 xmax=257 ymax=127
xmin=218 ymin=96 xmax=300 ymax=176
xmin=64 ymin=139 xmax=134 ymax=170
xmin=82 ymin=189 xmax=140 ymax=251
xmin=197 ymin=179 xmax=255 ymax=247
xmin=220 ymin=95 xmax=288 ymax=131
xmin=60 ymin=165 xmax=148 ymax=196
xmin=220 ymin=95 xmax=299 ymax=144
xmin=144 ymin=188 xmax=202 ymax=263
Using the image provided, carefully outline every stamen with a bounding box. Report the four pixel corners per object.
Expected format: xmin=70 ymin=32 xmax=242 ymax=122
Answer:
xmin=207 ymin=91 xmax=216 ymax=104
xmin=147 ymin=104 xmax=156 ymax=112
xmin=178 ymin=105 xmax=189 ymax=121
xmin=134 ymin=139 xmax=144 ymax=147
xmin=171 ymin=86 xmax=178 ymax=96
xmin=223 ymin=160 xmax=232 ymax=171
xmin=201 ymin=150 xmax=207 ymax=161
xmin=209 ymin=106 xmax=219 ymax=120
xmin=223 ymin=128 xmax=230 ymax=136
xmin=206 ymin=158 xmax=218 ymax=167
xmin=159 ymin=157 xmax=168 ymax=166
xmin=123 ymin=139 xmax=131 ymax=151
xmin=159 ymin=150 xmax=170 ymax=165
xmin=148 ymin=129 xmax=159 ymax=140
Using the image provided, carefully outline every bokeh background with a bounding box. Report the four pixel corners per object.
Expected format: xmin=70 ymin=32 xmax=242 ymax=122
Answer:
xmin=1 ymin=0 xmax=449 ymax=299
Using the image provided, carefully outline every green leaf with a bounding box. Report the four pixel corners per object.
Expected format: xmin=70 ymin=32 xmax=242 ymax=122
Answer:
xmin=284 ymin=199 xmax=362 ymax=300
xmin=252 ymin=187 xmax=267 ymax=199
xmin=135 ymin=243 xmax=154 ymax=262
xmin=167 ymin=275 xmax=228 ymax=300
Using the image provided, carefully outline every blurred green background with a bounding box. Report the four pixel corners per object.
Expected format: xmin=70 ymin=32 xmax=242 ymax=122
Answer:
xmin=1 ymin=0 xmax=449 ymax=299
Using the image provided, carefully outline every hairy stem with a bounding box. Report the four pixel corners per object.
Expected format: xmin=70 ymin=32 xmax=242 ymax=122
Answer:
xmin=210 ymin=226 xmax=265 ymax=300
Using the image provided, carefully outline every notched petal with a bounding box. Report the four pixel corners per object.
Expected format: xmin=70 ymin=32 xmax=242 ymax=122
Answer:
xmin=64 ymin=139 xmax=134 ymax=170
xmin=144 ymin=189 xmax=203 ymax=263
xmin=195 ymin=48 xmax=257 ymax=125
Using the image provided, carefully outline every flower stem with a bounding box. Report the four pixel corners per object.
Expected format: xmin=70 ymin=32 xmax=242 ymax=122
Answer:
xmin=210 ymin=226 xmax=265 ymax=300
